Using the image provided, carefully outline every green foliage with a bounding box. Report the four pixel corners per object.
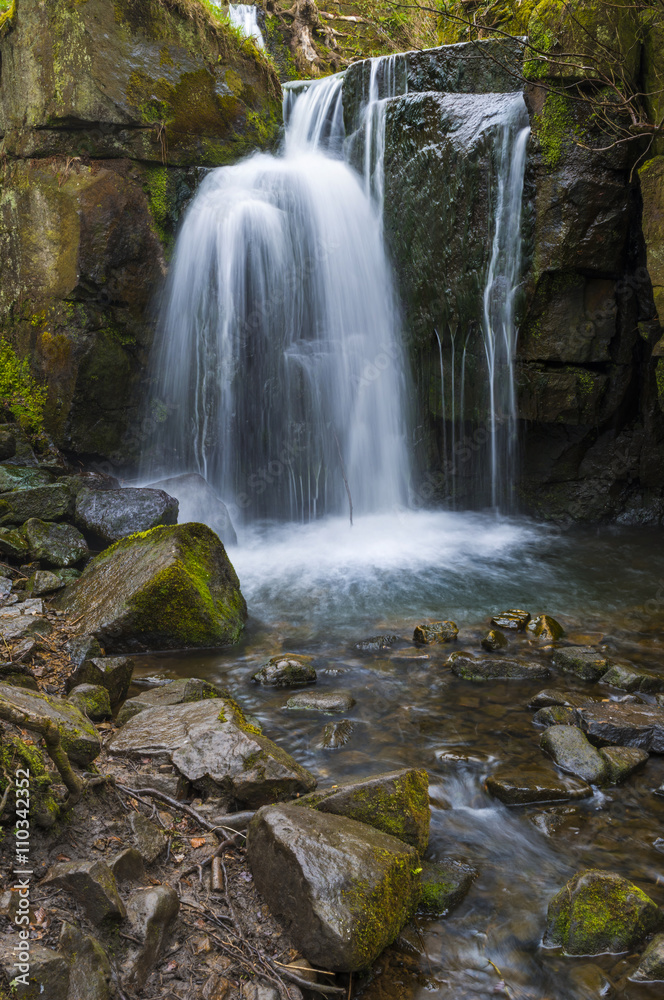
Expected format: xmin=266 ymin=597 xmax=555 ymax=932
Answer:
xmin=0 ymin=339 xmax=47 ymax=433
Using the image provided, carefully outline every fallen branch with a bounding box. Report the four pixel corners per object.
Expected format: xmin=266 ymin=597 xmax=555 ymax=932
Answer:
xmin=115 ymin=783 xmax=253 ymax=836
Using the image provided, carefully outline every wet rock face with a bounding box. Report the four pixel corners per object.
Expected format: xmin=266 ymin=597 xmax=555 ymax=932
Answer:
xmin=545 ymin=869 xmax=662 ymax=956
xmin=540 ymin=725 xmax=608 ymax=784
xmin=553 ymin=647 xmax=610 ymax=682
xmin=147 ymin=473 xmax=238 ymax=548
xmin=247 ymin=803 xmax=421 ymax=971
xmin=252 ymin=655 xmax=317 ymax=687
xmin=419 ymin=859 xmax=478 ymax=915
xmin=575 ymin=702 xmax=664 ymax=752
xmin=631 ymin=932 xmax=664 ymax=982
xmin=485 ymin=766 xmax=592 ymax=805
xmin=74 ymin=487 xmax=179 ymax=546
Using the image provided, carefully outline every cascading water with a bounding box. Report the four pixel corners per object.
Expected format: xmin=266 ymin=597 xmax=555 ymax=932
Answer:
xmin=143 ymin=73 xmax=411 ymax=523
xmin=225 ymin=3 xmax=266 ymax=49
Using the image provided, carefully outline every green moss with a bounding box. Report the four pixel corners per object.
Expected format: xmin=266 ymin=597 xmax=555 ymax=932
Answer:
xmin=656 ymin=359 xmax=664 ymax=401
xmin=535 ymin=92 xmax=578 ymax=169
xmin=0 ymin=736 xmax=60 ymax=827
xmin=0 ymin=0 xmax=15 ymax=34
xmin=0 ymin=338 xmax=47 ymax=432
xmin=143 ymin=165 xmax=172 ymax=251
xmin=342 ymin=849 xmax=419 ymax=967
xmin=577 ymin=369 xmax=595 ymax=396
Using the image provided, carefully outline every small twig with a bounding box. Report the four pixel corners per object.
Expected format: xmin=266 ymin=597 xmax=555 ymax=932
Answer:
xmin=116 ymin=783 xmax=252 ymax=836
xmin=0 ymin=778 xmax=13 ymax=818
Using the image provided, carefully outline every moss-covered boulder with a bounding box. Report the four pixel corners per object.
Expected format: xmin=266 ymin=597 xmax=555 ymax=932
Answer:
xmin=0 ymin=525 xmax=28 ymax=559
xmin=22 ymin=517 xmax=89 ymax=567
xmin=294 ymin=768 xmax=430 ymax=853
xmin=109 ymin=696 xmax=316 ymax=806
xmin=0 ymin=682 xmax=100 ymax=765
xmin=545 ymin=870 xmax=662 ymax=955
xmin=247 ymin=803 xmax=421 ymax=971
xmin=418 ymin=859 xmax=478 ymax=915
xmin=56 ymin=522 xmax=247 ymax=651
xmin=413 ymin=621 xmax=458 ymax=644
xmin=599 ymin=746 xmax=649 ymax=785
xmin=0 ymin=484 xmax=74 ymax=526
xmin=67 ymin=683 xmax=112 ymax=721
xmin=0 ymin=733 xmax=60 ymax=828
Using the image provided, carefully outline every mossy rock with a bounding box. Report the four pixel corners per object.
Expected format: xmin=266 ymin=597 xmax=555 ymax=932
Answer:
xmin=0 ymin=733 xmax=60 ymax=828
xmin=545 ymin=869 xmax=662 ymax=955
xmin=0 ymin=681 xmax=100 ymax=766
xmin=55 ymin=522 xmax=247 ymax=652
xmin=67 ymin=683 xmax=112 ymax=721
xmin=527 ymin=614 xmax=564 ymax=641
xmin=22 ymin=517 xmax=88 ymax=567
xmin=418 ymin=858 xmax=478 ymax=915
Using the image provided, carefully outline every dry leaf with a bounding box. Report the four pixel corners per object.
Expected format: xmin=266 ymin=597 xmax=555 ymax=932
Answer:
xmin=190 ymin=837 xmax=206 ymax=849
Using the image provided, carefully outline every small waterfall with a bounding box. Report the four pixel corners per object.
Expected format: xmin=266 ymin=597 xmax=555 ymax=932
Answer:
xmin=143 ymin=74 xmax=411 ymax=524
xmin=362 ymin=55 xmax=407 ymax=211
xmin=226 ymin=3 xmax=266 ymax=49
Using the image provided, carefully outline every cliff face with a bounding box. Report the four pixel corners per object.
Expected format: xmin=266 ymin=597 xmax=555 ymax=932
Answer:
xmin=0 ymin=0 xmax=281 ymax=464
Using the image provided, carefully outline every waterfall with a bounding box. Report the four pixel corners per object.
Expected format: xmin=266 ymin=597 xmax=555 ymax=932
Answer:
xmin=226 ymin=3 xmax=266 ymax=50
xmin=362 ymin=55 xmax=407 ymax=212
xmin=143 ymin=74 xmax=411 ymax=524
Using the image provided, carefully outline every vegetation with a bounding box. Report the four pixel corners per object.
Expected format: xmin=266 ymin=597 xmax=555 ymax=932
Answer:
xmin=0 ymin=338 xmax=47 ymax=433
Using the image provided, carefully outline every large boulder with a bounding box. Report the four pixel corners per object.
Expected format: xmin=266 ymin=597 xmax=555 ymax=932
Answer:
xmin=74 ymin=486 xmax=179 ymax=546
xmin=545 ymin=870 xmax=661 ymax=955
xmin=247 ymin=803 xmax=421 ymax=971
xmin=55 ymin=523 xmax=247 ymax=651
xmin=294 ymin=769 xmax=430 ymax=852
xmin=0 ymin=484 xmax=74 ymax=526
xmin=148 ymin=473 xmax=237 ymax=547
xmin=109 ymin=697 xmax=316 ymax=807
xmin=0 ymin=682 xmax=100 ymax=765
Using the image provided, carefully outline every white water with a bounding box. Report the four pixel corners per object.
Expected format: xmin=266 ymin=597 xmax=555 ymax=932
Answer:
xmin=226 ymin=3 xmax=265 ymax=49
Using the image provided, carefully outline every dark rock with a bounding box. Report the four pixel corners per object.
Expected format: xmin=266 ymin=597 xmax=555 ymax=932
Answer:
xmin=451 ymin=656 xmax=549 ymax=681
xmin=0 ymin=484 xmax=73 ymax=526
xmin=533 ymin=705 xmax=577 ymax=727
xmin=0 ymin=427 xmax=16 ymax=460
xmin=599 ymin=746 xmax=649 ymax=784
xmin=418 ymin=859 xmax=478 ymax=915
xmin=0 ymin=682 xmax=100 ymax=765
xmin=285 ymin=690 xmax=355 ymax=713
xmin=321 ymin=719 xmax=354 ymax=748
xmin=0 ymin=526 xmax=28 ymax=559
xmin=413 ymin=621 xmax=459 ymax=644
xmin=481 ymin=628 xmax=508 ymax=651
xmin=44 ymin=859 xmax=126 ymax=923
xmin=247 ymin=803 xmax=420 ymax=971
xmin=252 ymin=654 xmax=316 ymax=687
xmin=109 ymin=698 xmax=317 ymax=807
xmin=294 ymin=768 xmax=430 ymax=852
xmin=116 ymin=676 xmax=224 ymax=726
xmin=553 ymin=647 xmax=610 ymax=682
xmin=0 ymin=466 xmax=53 ymax=492
xmin=575 ymin=702 xmax=664 ymax=752
xmin=68 ymin=655 xmax=133 ymax=708
xmin=59 ymin=922 xmax=112 ymax=1000
xmin=0 ymin=944 xmax=70 ymax=1000
xmin=68 ymin=683 xmax=112 ymax=721
xmin=491 ymin=609 xmax=531 ymax=631
xmin=630 ymin=932 xmax=664 ymax=981
xmin=545 ymin=870 xmax=662 ymax=955
xmin=148 ymin=473 xmax=237 ymax=547
xmin=526 ymin=614 xmax=565 ymax=641
xmin=529 ymin=689 xmax=599 ymax=709
xmin=22 ymin=518 xmax=88 ymax=567
xmin=122 ymin=886 xmax=180 ymax=991
xmin=28 ymin=569 xmax=66 ymax=595
xmin=600 ymin=662 xmax=664 ymax=694
xmin=109 ymin=847 xmax=145 ymax=883
xmin=56 ymin=523 xmax=247 ymax=651
xmin=129 ymin=812 xmax=168 ymax=864
xmin=74 ymin=486 xmax=179 ymax=546
xmin=64 ymin=634 xmax=104 ymax=669
xmin=485 ymin=766 xmax=592 ymax=805
xmin=540 ymin=725 xmax=609 ymax=784
xmin=355 ymin=634 xmax=399 ymax=651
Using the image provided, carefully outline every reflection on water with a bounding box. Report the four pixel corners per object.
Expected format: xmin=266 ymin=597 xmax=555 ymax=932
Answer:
xmin=131 ymin=512 xmax=664 ymax=999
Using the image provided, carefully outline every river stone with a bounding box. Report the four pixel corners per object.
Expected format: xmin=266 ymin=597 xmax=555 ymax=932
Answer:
xmin=418 ymin=859 xmax=478 ymax=915
xmin=252 ymin=654 xmax=316 ymax=687
xmin=28 ymin=569 xmax=65 ymax=595
xmin=0 ymin=483 xmax=74 ymax=526
xmin=527 ymin=614 xmax=565 ymax=641
xmin=0 ymin=682 xmax=100 ymax=765
xmin=540 ymin=725 xmax=609 ymax=784
xmin=631 ymin=932 xmax=664 ymax=981
xmin=0 ymin=944 xmax=70 ymax=1000
xmin=553 ymin=646 xmax=610 ymax=682
xmin=529 ymin=689 xmax=599 ymax=709
xmin=68 ymin=683 xmax=111 ymax=721
xmin=122 ymin=886 xmax=180 ymax=991
xmin=481 ymin=629 xmax=508 ymax=651
xmin=491 ymin=609 xmax=530 ymax=630
xmin=247 ymin=803 xmax=420 ymax=971
xmin=0 ymin=526 xmax=28 ymax=559
xmin=534 ymin=705 xmax=577 ymax=727
xmin=355 ymin=634 xmax=399 ymax=651
xmin=109 ymin=698 xmax=316 ymax=807
xmin=116 ymin=677 xmax=225 ymax=726
xmin=599 ymin=746 xmax=649 ymax=784
xmin=148 ymin=473 xmax=237 ymax=548
xmin=74 ymin=486 xmax=179 ymax=546
xmin=294 ymin=768 xmax=430 ymax=852
xmin=485 ymin=766 xmax=592 ymax=805
xmin=599 ymin=662 xmax=664 ymax=694
xmin=22 ymin=517 xmax=88 ymax=568
xmin=55 ymin=523 xmax=247 ymax=651
xmin=44 ymin=860 xmax=126 ymax=923
xmin=413 ymin=621 xmax=459 ymax=644
xmin=129 ymin=812 xmax=168 ymax=864
xmin=68 ymin=655 xmax=133 ymax=707
xmin=321 ymin=719 xmax=354 ymax=748
xmin=451 ymin=656 xmax=549 ymax=681
xmin=285 ymin=690 xmax=355 ymax=713
xmin=575 ymin=702 xmax=664 ymax=752
xmin=59 ymin=922 xmax=112 ymax=1000
xmin=545 ymin=870 xmax=662 ymax=955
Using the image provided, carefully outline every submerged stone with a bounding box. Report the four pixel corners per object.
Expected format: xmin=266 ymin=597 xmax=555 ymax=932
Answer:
xmin=481 ymin=629 xmax=508 ymax=651
xmin=485 ymin=766 xmax=592 ymax=805
xmin=321 ymin=719 xmax=354 ymax=748
xmin=545 ymin=869 xmax=661 ymax=955
xmin=285 ymin=690 xmax=355 ymax=713
xmin=451 ymin=656 xmax=549 ymax=681
xmin=418 ymin=859 xmax=478 ymax=915
xmin=355 ymin=634 xmax=400 ymax=651
xmin=413 ymin=621 xmax=459 ymax=644
xmin=527 ymin=614 xmax=565 ymax=641
xmin=553 ymin=646 xmax=610 ymax=682
xmin=540 ymin=725 xmax=608 ymax=784
xmin=529 ymin=689 xmax=599 ymax=710
xmin=252 ymin=654 xmax=316 ymax=687
xmin=56 ymin=523 xmax=247 ymax=651
xmin=247 ymin=803 xmax=420 ymax=971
